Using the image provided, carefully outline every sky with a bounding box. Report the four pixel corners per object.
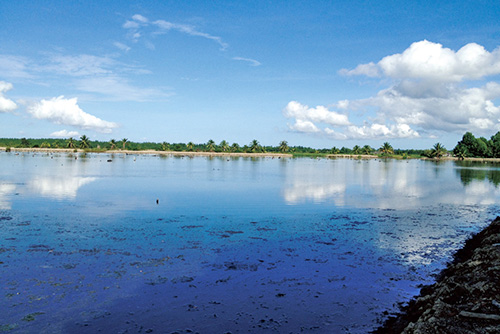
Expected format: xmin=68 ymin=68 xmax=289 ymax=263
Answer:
xmin=1 ymin=0 xmax=500 ymax=149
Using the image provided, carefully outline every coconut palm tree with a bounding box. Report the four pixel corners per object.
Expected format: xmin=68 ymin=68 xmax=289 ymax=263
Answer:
xmin=79 ymin=135 xmax=90 ymax=149
xmin=67 ymin=137 xmax=75 ymax=148
xmin=206 ymin=139 xmax=215 ymax=152
xmin=161 ymin=142 xmax=170 ymax=151
xmin=121 ymin=138 xmax=128 ymax=150
xmin=352 ymin=145 xmax=361 ymax=154
xmin=379 ymin=142 xmax=394 ymax=155
xmin=454 ymin=146 xmax=467 ymax=160
xmin=279 ymin=140 xmax=289 ymax=153
xmin=250 ymin=139 xmax=260 ymax=153
xmin=109 ymin=139 xmax=117 ymax=150
xmin=331 ymin=146 xmax=340 ymax=154
xmin=231 ymin=142 xmax=240 ymax=152
xmin=431 ymin=143 xmax=447 ymax=159
xmin=220 ymin=140 xmax=229 ymax=152
xmin=362 ymin=145 xmax=372 ymax=155
xmin=187 ymin=141 xmax=194 ymax=151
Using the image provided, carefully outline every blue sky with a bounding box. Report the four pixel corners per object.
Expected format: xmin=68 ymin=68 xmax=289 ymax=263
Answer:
xmin=1 ymin=0 xmax=500 ymax=149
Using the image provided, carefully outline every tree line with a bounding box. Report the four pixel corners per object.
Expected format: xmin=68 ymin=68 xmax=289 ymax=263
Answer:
xmin=1 ymin=131 xmax=498 ymax=159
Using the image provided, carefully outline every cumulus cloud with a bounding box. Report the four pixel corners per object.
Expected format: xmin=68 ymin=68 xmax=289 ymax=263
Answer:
xmin=0 ymin=81 xmax=17 ymax=113
xmin=286 ymin=40 xmax=500 ymax=140
xmin=27 ymin=96 xmax=118 ymax=133
xmin=50 ymin=129 xmax=80 ymax=138
xmin=123 ymin=14 xmax=229 ymax=50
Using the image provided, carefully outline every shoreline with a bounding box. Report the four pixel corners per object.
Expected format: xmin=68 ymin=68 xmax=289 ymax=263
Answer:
xmin=3 ymin=147 xmax=500 ymax=162
xmin=0 ymin=147 xmax=293 ymax=158
xmin=374 ymin=217 xmax=500 ymax=333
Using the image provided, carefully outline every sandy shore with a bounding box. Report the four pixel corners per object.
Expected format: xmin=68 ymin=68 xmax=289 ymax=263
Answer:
xmin=4 ymin=147 xmax=500 ymax=162
xmin=0 ymin=147 xmax=293 ymax=158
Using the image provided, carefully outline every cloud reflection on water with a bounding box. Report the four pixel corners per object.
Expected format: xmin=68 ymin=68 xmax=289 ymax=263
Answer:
xmin=0 ymin=183 xmax=16 ymax=209
xmin=29 ymin=176 xmax=97 ymax=199
xmin=283 ymin=159 xmax=500 ymax=209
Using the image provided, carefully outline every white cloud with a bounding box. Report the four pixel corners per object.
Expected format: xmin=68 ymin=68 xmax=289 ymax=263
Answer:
xmin=41 ymin=54 xmax=115 ymax=76
xmin=284 ymin=101 xmax=350 ymax=127
xmin=113 ymin=42 xmax=131 ymax=52
xmin=50 ymin=129 xmax=80 ymax=138
xmin=289 ymin=119 xmax=320 ymax=133
xmin=132 ymin=14 xmax=149 ymax=23
xmin=122 ymin=14 xmax=229 ymax=51
xmin=153 ymin=19 xmax=229 ymax=50
xmin=0 ymin=55 xmax=33 ymax=79
xmin=27 ymin=96 xmax=118 ymax=133
xmin=232 ymin=57 xmax=261 ymax=66
xmin=289 ymin=40 xmax=500 ymax=140
xmin=76 ymin=76 xmax=170 ymax=102
xmin=0 ymin=81 xmax=17 ymax=113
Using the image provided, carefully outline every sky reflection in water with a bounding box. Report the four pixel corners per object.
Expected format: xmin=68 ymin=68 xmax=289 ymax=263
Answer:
xmin=1 ymin=152 xmax=499 ymax=333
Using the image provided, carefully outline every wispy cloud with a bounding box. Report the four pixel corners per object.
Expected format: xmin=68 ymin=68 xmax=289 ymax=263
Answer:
xmin=286 ymin=40 xmax=500 ymax=140
xmin=0 ymin=55 xmax=34 ymax=79
xmin=232 ymin=57 xmax=261 ymax=66
xmin=113 ymin=42 xmax=131 ymax=52
xmin=123 ymin=14 xmax=229 ymax=51
xmin=27 ymin=96 xmax=118 ymax=133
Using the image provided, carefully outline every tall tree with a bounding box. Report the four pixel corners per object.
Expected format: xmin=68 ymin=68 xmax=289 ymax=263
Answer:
xmin=362 ymin=145 xmax=373 ymax=155
xmin=352 ymin=145 xmax=361 ymax=154
xmin=206 ymin=139 xmax=215 ymax=152
xmin=109 ymin=139 xmax=117 ymax=150
xmin=79 ymin=135 xmax=90 ymax=149
xmin=220 ymin=140 xmax=229 ymax=152
xmin=431 ymin=143 xmax=447 ymax=158
xmin=379 ymin=142 xmax=394 ymax=155
xmin=187 ymin=141 xmax=194 ymax=151
xmin=250 ymin=139 xmax=260 ymax=153
xmin=121 ymin=138 xmax=128 ymax=150
xmin=231 ymin=142 xmax=240 ymax=152
xmin=279 ymin=140 xmax=289 ymax=153
xmin=67 ymin=137 xmax=75 ymax=148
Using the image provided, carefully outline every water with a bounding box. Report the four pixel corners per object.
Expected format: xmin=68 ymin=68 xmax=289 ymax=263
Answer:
xmin=1 ymin=152 xmax=499 ymax=333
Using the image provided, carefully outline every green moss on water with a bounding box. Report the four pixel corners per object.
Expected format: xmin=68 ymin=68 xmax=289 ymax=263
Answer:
xmin=0 ymin=324 xmax=18 ymax=332
xmin=21 ymin=312 xmax=44 ymax=322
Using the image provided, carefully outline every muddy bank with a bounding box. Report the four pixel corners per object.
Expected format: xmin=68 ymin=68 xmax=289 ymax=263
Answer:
xmin=374 ymin=217 xmax=500 ymax=333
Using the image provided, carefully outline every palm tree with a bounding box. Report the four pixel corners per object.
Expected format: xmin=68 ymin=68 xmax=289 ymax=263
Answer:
xmin=352 ymin=145 xmax=361 ymax=154
xmin=121 ymin=138 xmax=128 ymax=150
xmin=79 ymin=135 xmax=90 ymax=149
xmin=187 ymin=141 xmax=194 ymax=151
xmin=206 ymin=139 xmax=215 ymax=152
xmin=331 ymin=146 xmax=340 ymax=154
xmin=379 ymin=142 xmax=394 ymax=155
xmin=220 ymin=140 xmax=229 ymax=152
xmin=454 ymin=146 xmax=467 ymax=160
xmin=431 ymin=143 xmax=447 ymax=159
xmin=109 ymin=139 xmax=117 ymax=150
xmin=279 ymin=140 xmax=289 ymax=153
xmin=362 ymin=145 xmax=373 ymax=155
xmin=231 ymin=142 xmax=240 ymax=153
xmin=161 ymin=142 xmax=170 ymax=151
xmin=250 ymin=139 xmax=260 ymax=153
xmin=67 ymin=137 xmax=75 ymax=148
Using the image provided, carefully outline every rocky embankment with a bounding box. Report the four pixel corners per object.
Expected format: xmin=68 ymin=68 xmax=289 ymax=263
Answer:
xmin=375 ymin=217 xmax=500 ymax=333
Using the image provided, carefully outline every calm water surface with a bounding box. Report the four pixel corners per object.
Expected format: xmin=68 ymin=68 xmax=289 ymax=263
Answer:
xmin=1 ymin=152 xmax=499 ymax=333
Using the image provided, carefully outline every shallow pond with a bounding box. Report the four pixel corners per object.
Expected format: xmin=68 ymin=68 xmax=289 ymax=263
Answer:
xmin=1 ymin=152 xmax=499 ymax=333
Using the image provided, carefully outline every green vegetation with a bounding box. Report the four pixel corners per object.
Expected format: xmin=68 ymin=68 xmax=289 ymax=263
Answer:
xmin=453 ymin=131 xmax=500 ymax=158
xmin=2 ymin=131 xmax=500 ymax=160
